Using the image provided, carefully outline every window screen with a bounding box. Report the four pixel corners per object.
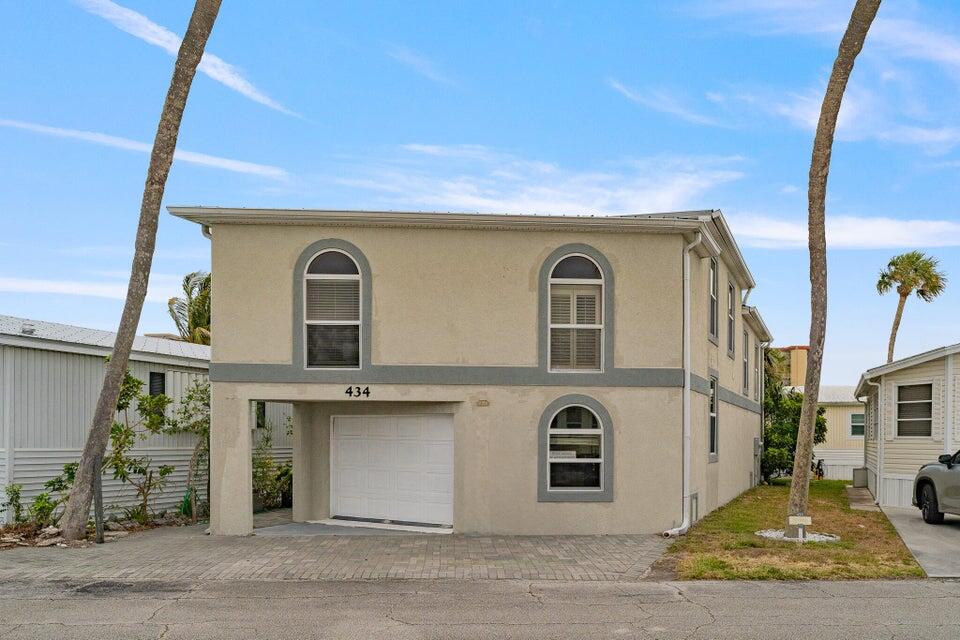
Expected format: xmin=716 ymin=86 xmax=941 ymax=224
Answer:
xmin=897 ymin=383 xmax=933 ymax=437
xmin=148 ymin=372 xmax=166 ymax=397
xmin=850 ymin=413 xmax=865 ymax=437
xmin=547 ymin=406 xmax=603 ymax=490
xmin=304 ymin=250 xmax=361 ymax=368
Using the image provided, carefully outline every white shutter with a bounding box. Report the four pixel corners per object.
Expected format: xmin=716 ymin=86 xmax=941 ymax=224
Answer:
xmin=575 ymin=293 xmax=599 ymax=324
xmin=550 ymin=329 xmax=572 ymax=368
xmin=933 ymin=377 xmax=945 ymax=442
xmin=884 ymin=381 xmax=896 ymax=441
xmin=551 ymin=292 xmax=572 ymax=324
xmin=306 ymin=280 xmax=359 ymax=321
xmin=574 ymin=329 xmax=600 ymax=369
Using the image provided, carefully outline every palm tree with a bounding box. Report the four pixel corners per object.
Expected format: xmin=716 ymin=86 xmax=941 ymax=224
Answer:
xmin=169 ymin=271 xmax=211 ymax=345
xmin=877 ymin=251 xmax=947 ymax=363
xmin=60 ymin=0 xmax=222 ymax=541
xmin=786 ymin=0 xmax=881 ymax=540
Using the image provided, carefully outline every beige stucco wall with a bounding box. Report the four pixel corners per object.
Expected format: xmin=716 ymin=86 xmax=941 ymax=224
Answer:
xmin=689 ymin=252 xmax=758 ymax=400
xmin=204 ymin=221 xmax=764 ymax=535
xmin=210 ymin=224 xmax=684 ymax=369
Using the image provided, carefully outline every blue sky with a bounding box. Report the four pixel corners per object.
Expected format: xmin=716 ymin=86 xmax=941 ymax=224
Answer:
xmin=3 ymin=0 xmax=960 ymax=384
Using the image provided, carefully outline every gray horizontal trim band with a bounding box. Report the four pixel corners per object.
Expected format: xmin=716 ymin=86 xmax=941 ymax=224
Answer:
xmin=691 ymin=373 xmax=711 ymax=395
xmin=691 ymin=373 xmax=761 ymax=415
xmin=209 ymin=363 xmax=684 ymax=388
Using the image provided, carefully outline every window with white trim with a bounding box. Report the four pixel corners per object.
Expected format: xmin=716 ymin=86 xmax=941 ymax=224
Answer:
xmin=727 ymin=283 xmax=735 ymax=356
xmin=549 ymin=255 xmax=602 ymax=371
xmin=850 ymin=412 xmax=865 ymax=437
xmin=709 ymin=377 xmax=718 ymax=458
xmin=753 ymin=343 xmax=761 ymax=402
xmin=709 ymin=259 xmax=718 ymax=340
xmin=304 ymin=250 xmax=361 ymax=368
xmin=896 ymin=383 xmax=933 ymax=437
xmin=742 ymin=330 xmax=749 ymax=395
xmin=547 ymin=405 xmax=603 ymax=490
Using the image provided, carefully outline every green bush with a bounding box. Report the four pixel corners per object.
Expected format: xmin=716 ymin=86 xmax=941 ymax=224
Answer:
xmin=2 ymin=484 xmax=24 ymax=524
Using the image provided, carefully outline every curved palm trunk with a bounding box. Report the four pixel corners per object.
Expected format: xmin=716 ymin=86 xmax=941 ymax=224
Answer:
xmin=59 ymin=0 xmax=222 ymax=541
xmin=786 ymin=0 xmax=881 ymax=539
xmin=886 ymin=292 xmax=908 ymax=363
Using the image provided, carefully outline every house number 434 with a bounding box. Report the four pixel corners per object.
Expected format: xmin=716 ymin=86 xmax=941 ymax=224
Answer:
xmin=345 ymin=386 xmax=371 ymax=398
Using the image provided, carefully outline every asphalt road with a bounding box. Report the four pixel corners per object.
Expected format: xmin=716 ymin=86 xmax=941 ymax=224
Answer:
xmin=1 ymin=578 xmax=959 ymax=639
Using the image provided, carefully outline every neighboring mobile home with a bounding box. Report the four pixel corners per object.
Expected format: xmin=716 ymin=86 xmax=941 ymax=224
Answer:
xmin=787 ymin=382 xmax=864 ymax=481
xmin=856 ymin=344 xmax=959 ymax=508
xmin=171 ymin=207 xmax=773 ymax=536
xmin=0 ymin=315 xmax=291 ymax=522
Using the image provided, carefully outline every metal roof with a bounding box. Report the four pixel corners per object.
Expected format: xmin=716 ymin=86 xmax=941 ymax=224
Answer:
xmin=0 ymin=315 xmax=209 ymax=366
xmin=855 ymin=341 xmax=960 ymax=397
xmin=787 ymin=385 xmax=859 ymax=404
xmin=167 ymin=206 xmax=757 ymax=289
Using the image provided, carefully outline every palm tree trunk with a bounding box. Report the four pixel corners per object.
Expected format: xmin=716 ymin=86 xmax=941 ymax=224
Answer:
xmin=886 ymin=292 xmax=908 ymax=363
xmin=786 ymin=0 xmax=881 ymax=539
xmin=59 ymin=0 xmax=222 ymax=541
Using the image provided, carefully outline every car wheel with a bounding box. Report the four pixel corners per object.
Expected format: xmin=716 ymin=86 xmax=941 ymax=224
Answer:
xmin=921 ymin=484 xmax=945 ymax=524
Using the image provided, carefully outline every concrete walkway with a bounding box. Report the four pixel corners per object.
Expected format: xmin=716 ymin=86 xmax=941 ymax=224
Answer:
xmin=2 ymin=578 xmax=959 ymax=639
xmin=883 ymin=507 xmax=960 ymax=578
xmin=0 ymin=515 xmax=669 ymax=582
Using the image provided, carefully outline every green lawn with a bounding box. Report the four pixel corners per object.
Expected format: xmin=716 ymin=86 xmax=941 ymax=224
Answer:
xmin=665 ymin=479 xmax=924 ymax=580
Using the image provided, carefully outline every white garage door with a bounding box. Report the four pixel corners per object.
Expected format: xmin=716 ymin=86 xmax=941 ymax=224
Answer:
xmin=330 ymin=415 xmax=454 ymax=526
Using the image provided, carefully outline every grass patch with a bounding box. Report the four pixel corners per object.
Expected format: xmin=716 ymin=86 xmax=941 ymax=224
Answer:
xmin=667 ymin=479 xmax=924 ymax=580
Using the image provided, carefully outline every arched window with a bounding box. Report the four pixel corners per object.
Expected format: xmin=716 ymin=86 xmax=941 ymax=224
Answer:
xmin=304 ymin=249 xmax=361 ymax=368
xmin=547 ymin=405 xmax=604 ymax=491
xmin=549 ymin=255 xmax=603 ymax=371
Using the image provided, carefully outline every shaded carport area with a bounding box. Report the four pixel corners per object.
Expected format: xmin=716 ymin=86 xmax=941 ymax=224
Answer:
xmin=883 ymin=507 xmax=960 ymax=577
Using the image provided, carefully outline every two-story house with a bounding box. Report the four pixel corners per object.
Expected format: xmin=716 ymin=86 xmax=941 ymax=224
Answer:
xmin=169 ymin=207 xmax=771 ymax=536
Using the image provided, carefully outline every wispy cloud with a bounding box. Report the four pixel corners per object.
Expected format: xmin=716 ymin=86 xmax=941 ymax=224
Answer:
xmin=607 ymin=78 xmax=722 ymax=126
xmin=328 ymin=144 xmax=744 ymax=214
xmin=73 ymin=0 xmax=296 ymax=116
xmin=729 ymin=212 xmax=960 ymax=249
xmin=0 ymin=118 xmax=288 ymax=179
xmin=0 ymin=276 xmax=178 ymax=303
xmin=386 ymin=45 xmax=453 ymax=85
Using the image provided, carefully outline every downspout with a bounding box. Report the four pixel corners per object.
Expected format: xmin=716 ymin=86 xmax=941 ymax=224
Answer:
xmin=946 ymin=355 xmax=954 ymax=455
xmin=865 ymin=378 xmax=882 ymax=504
xmin=664 ymin=231 xmax=702 ymax=538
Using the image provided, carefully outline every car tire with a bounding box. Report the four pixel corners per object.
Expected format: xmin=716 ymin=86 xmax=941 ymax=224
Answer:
xmin=921 ymin=483 xmax=945 ymax=525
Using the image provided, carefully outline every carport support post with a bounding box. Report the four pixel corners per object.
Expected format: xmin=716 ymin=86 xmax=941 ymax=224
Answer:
xmin=209 ymin=384 xmax=254 ymax=535
xmin=291 ymin=402 xmax=315 ymax=522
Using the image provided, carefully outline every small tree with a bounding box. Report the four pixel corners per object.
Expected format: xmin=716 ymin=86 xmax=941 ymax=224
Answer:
xmin=169 ymin=378 xmax=210 ymax=522
xmin=877 ymin=251 xmax=947 ymax=363
xmin=762 ymin=390 xmax=827 ymax=482
xmin=101 ymin=368 xmax=176 ymax=524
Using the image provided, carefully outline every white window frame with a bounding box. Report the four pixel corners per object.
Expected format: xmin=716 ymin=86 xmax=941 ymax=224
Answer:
xmin=708 ymin=376 xmax=718 ymax=460
xmin=753 ymin=342 xmax=761 ymax=402
xmin=548 ymin=254 xmax=604 ymax=373
xmin=303 ymin=249 xmax=362 ymax=370
xmin=546 ymin=404 xmax=604 ymax=493
xmin=708 ymin=259 xmax=718 ymax=340
xmin=849 ymin=412 xmax=865 ymax=438
xmin=742 ymin=330 xmax=749 ymax=395
xmin=726 ymin=282 xmax=735 ymax=357
xmin=895 ymin=380 xmax=934 ymax=438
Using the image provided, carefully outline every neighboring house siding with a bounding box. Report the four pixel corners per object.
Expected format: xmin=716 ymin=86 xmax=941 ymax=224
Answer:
xmin=881 ymin=357 xmax=946 ymax=476
xmin=813 ymin=403 xmax=865 ymax=480
xmin=0 ymin=342 xmax=291 ymax=521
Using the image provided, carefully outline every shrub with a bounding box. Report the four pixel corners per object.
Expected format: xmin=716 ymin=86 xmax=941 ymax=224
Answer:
xmin=2 ymin=484 xmax=24 ymax=524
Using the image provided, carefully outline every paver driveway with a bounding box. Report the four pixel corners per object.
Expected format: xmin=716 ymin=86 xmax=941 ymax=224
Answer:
xmin=0 ymin=511 xmax=669 ymax=582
